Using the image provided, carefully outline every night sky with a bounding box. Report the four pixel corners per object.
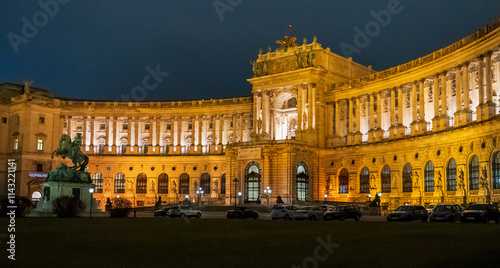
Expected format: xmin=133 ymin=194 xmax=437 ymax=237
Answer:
xmin=1 ymin=1 xmax=500 ymax=101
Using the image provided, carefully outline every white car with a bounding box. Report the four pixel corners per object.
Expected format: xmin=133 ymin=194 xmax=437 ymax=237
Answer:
xmin=293 ymin=206 xmax=324 ymax=220
xmin=167 ymin=205 xmax=202 ymax=219
xmin=271 ymin=205 xmax=297 ymax=220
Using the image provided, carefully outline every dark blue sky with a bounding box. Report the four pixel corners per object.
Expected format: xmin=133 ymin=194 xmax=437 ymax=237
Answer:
xmin=1 ymin=1 xmax=500 ymax=101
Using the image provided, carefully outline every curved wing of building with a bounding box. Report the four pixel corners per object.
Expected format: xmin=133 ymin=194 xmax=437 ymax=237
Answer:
xmin=1 ymin=18 xmax=500 ymax=210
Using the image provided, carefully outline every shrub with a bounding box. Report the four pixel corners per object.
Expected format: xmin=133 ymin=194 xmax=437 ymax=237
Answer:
xmin=0 ymin=196 xmax=32 ymax=217
xmin=52 ymin=196 xmax=85 ymax=218
xmin=110 ymin=197 xmax=132 ymax=218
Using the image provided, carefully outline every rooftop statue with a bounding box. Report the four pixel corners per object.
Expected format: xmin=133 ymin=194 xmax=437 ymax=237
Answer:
xmin=51 ymin=133 xmax=89 ymax=171
xmin=276 ymin=25 xmax=297 ymax=53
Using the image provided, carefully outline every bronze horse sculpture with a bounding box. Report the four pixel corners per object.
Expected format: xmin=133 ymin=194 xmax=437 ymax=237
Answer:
xmin=51 ymin=133 xmax=89 ymax=171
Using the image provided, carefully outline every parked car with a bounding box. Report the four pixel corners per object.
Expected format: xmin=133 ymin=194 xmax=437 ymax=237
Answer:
xmin=324 ymin=205 xmax=362 ymax=221
xmin=425 ymin=203 xmax=440 ymax=215
xmin=226 ymin=207 xmax=259 ymax=219
xmin=320 ymin=205 xmax=335 ymax=212
xmin=460 ymin=204 xmax=500 ymax=223
xmin=293 ymin=206 xmax=324 ymax=220
xmin=429 ymin=204 xmax=462 ymax=222
xmin=153 ymin=207 xmax=171 ymax=217
xmin=167 ymin=205 xmax=202 ymax=219
xmin=271 ymin=205 xmax=297 ymax=220
xmin=387 ymin=205 xmax=428 ymax=222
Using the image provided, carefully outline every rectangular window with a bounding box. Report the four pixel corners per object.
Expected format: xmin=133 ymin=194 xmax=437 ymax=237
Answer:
xmin=145 ymin=124 xmax=150 ymax=130
xmin=39 ymin=117 xmax=45 ymax=124
xmin=144 ymin=145 xmax=148 ymax=154
xmin=37 ymin=139 xmax=43 ymax=151
xmin=99 ymin=144 xmax=104 ymax=154
xmin=121 ymin=144 xmax=127 ymax=153
xmin=37 ymin=163 xmax=43 ymax=172
xmin=230 ymin=121 xmax=233 ymax=128
xmin=209 ymin=122 xmax=213 ymax=129
xmin=123 ymin=123 xmax=128 ymax=130
xmin=14 ymin=138 xmax=19 ymax=150
xmin=2 ymin=117 xmax=7 ymax=123
xmin=188 ymin=123 xmax=192 ymax=130
xmin=166 ymin=123 xmax=171 ymax=130
xmin=100 ymin=123 xmax=106 ymax=130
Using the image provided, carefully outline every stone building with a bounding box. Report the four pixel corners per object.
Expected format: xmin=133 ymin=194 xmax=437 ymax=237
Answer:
xmin=1 ymin=19 xmax=500 ymax=210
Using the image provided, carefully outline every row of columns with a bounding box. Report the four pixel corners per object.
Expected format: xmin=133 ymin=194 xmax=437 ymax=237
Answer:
xmin=64 ymin=114 xmax=250 ymax=154
xmin=327 ymin=52 xmax=498 ymax=146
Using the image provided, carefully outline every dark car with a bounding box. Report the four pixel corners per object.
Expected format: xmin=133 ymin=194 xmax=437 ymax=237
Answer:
xmin=226 ymin=207 xmax=259 ymax=219
xmin=429 ymin=204 xmax=462 ymax=222
xmin=153 ymin=207 xmax=171 ymax=217
xmin=387 ymin=205 xmax=428 ymax=222
xmin=324 ymin=205 xmax=362 ymax=221
xmin=460 ymin=204 xmax=500 ymax=223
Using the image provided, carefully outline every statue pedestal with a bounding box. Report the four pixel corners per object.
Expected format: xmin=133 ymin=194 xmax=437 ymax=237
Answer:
xmin=32 ymin=164 xmax=100 ymax=217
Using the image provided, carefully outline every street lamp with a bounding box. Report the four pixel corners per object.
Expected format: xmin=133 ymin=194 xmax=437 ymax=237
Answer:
xmin=89 ymin=187 xmax=94 ymax=218
xmin=233 ymin=178 xmax=239 ymax=211
xmin=196 ymin=187 xmax=204 ymax=206
xmin=368 ymin=193 xmax=371 ymax=201
xmin=185 ymin=194 xmax=189 ymax=202
xmin=324 ymin=193 xmax=328 ymax=202
xmin=238 ymin=192 xmax=242 ymax=205
xmin=264 ymin=186 xmax=272 ymax=205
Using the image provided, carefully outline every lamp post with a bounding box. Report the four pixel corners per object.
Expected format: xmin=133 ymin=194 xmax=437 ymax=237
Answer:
xmin=238 ymin=192 xmax=242 ymax=206
xmin=324 ymin=193 xmax=328 ymax=202
xmin=233 ymin=178 xmax=239 ymax=211
xmin=89 ymin=187 xmax=94 ymax=218
xmin=264 ymin=186 xmax=272 ymax=206
xmin=185 ymin=194 xmax=189 ymax=203
xmin=196 ymin=187 xmax=204 ymax=206
xmin=377 ymin=192 xmax=382 ymax=216
xmin=368 ymin=193 xmax=371 ymax=202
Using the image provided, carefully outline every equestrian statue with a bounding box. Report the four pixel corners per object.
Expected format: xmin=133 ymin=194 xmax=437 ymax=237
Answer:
xmin=51 ymin=133 xmax=89 ymax=171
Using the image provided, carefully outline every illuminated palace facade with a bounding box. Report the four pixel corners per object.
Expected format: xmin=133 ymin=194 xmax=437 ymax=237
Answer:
xmin=2 ymin=19 xmax=500 ymax=210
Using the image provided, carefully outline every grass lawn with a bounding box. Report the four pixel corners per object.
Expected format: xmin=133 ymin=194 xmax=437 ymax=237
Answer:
xmin=0 ymin=217 xmax=499 ymax=268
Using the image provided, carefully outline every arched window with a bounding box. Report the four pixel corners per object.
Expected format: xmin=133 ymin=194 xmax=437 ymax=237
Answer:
xmin=402 ymin=163 xmax=412 ymax=192
xmin=179 ymin=173 xmax=190 ymax=195
xmin=200 ymin=173 xmax=211 ymax=194
xmin=381 ymin=165 xmax=391 ymax=193
xmin=339 ymin=168 xmax=349 ymax=194
xmin=446 ymin=158 xmax=457 ymax=191
xmin=245 ymin=161 xmax=261 ymax=203
xmin=359 ymin=167 xmax=370 ymax=193
xmin=114 ymin=173 xmax=125 ymax=193
xmin=136 ymin=173 xmax=147 ymax=194
xmin=469 ymin=155 xmax=480 ymax=190
xmin=92 ymin=172 xmax=103 ymax=193
xmin=296 ymin=161 xmax=309 ymax=201
xmin=493 ymin=152 xmax=500 ymax=189
xmin=158 ymin=173 xmax=168 ymax=194
xmin=424 ymin=161 xmax=434 ymax=192
xmin=220 ymin=173 xmax=226 ymax=195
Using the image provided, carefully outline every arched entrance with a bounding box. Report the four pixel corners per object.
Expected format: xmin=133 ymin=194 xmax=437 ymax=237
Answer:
xmin=245 ymin=161 xmax=261 ymax=203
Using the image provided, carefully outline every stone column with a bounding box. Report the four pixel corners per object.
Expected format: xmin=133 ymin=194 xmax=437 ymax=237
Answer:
xmin=83 ymin=116 xmax=89 ymax=152
xmin=439 ymin=71 xmax=450 ymax=129
xmin=417 ymin=79 xmax=427 ymax=132
xmin=334 ymin=100 xmax=342 ymax=145
xmin=239 ymin=114 xmax=244 ymax=143
xmin=375 ymin=91 xmax=383 ymax=141
xmin=454 ymin=66 xmax=463 ymax=126
xmin=197 ymin=116 xmax=203 ymax=153
xmin=410 ymin=82 xmax=418 ymax=134
xmin=89 ymin=116 xmax=95 ymax=153
xmin=368 ymin=93 xmax=375 ymax=142
xmin=483 ymin=51 xmax=496 ymax=119
xmin=396 ymin=86 xmax=406 ymax=137
xmin=105 ymin=117 xmax=111 ymax=153
xmin=218 ymin=115 xmax=224 ymax=152
xmin=390 ymin=88 xmax=397 ymax=138
xmin=155 ymin=117 xmax=161 ymax=153
xmin=67 ymin=115 xmax=73 ymax=139
xmin=252 ymin=93 xmax=258 ymax=135
xmin=326 ymin=102 xmax=334 ymax=145
xmin=461 ymin=63 xmax=472 ymax=124
xmin=147 ymin=118 xmax=153 ymax=154
xmin=113 ymin=117 xmax=119 ymax=153
xmin=126 ymin=117 xmax=132 ymax=154
xmin=262 ymin=91 xmax=270 ymax=136
xmin=354 ymin=96 xmax=362 ymax=144
xmin=211 ymin=116 xmax=217 ymax=152
xmin=307 ymin=84 xmax=314 ymax=131
xmin=432 ymin=74 xmax=440 ymax=132
xmin=134 ymin=118 xmax=140 ymax=153
xmin=347 ymin=98 xmax=354 ymax=145
xmin=311 ymin=83 xmax=317 ymax=129
xmin=175 ymin=117 xmax=182 ymax=154
xmin=297 ymin=87 xmax=303 ymax=132
xmin=190 ymin=117 xmax=196 ymax=154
